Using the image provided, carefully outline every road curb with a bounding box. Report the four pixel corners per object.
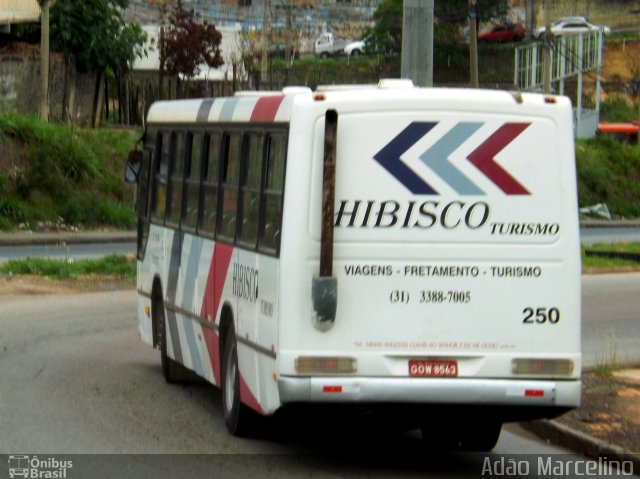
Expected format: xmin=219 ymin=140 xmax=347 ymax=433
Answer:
xmin=580 ymin=219 xmax=640 ymax=228
xmin=522 ymin=419 xmax=640 ymax=469
xmin=0 ymin=231 xmax=136 ymax=246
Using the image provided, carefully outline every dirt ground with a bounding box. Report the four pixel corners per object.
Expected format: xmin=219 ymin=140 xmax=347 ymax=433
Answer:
xmin=554 ymin=370 xmax=640 ymax=453
xmin=0 ymin=274 xmax=134 ymax=296
xmin=602 ymin=40 xmax=640 ymax=84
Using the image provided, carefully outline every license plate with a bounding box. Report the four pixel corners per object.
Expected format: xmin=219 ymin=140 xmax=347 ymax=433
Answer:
xmin=408 ymin=359 xmax=458 ymax=378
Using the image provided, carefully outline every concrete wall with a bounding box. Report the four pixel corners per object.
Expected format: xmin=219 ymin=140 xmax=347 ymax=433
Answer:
xmin=0 ymin=0 xmax=40 ymax=24
xmin=0 ymin=55 xmax=96 ymax=125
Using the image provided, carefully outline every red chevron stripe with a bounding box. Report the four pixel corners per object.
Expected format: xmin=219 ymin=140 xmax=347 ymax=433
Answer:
xmin=467 ymin=123 xmax=531 ymax=195
xmin=250 ymin=95 xmax=285 ymax=122
xmin=200 ymin=242 xmax=234 ymax=385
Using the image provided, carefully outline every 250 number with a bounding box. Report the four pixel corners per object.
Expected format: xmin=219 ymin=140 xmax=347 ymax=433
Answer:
xmin=522 ymin=307 xmax=560 ymax=324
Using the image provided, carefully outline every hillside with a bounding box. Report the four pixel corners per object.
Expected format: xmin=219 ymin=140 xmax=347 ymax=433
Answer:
xmin=0 ymin=114 xmax=138 ymax=231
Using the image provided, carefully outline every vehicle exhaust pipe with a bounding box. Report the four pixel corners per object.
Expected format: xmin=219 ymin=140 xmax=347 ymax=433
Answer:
xmin=312 ymin=109 xmax=338 ymax=331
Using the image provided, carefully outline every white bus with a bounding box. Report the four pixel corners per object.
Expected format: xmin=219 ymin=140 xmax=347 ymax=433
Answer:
xmin=126 ymin=81 xmax=581 ymax=450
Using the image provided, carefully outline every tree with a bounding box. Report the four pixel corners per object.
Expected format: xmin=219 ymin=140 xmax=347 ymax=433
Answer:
xmin=50 ymin=0 xmax=147 ymax=126
xmin=160 ymin=0 xmax=223 ymax=96
xmin=363 ymin=0 xmax=403 ymax=56
xmin=364 ymin=0 xmax=509 ymax=56
xmin=38 ymin=0 xmax=50 ymax=122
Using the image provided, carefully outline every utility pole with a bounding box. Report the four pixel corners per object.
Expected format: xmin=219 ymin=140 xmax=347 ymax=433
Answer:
xmin=401 ymin=0 xmax=433 ymax=87
xmin=39 ymin=0 xmax=50 ymax=122
xmin=469 ymin=0 xmax=478 ymax=88
xmin=261 ymin=0 xmax=270 ymax=90
xmin=525 ymin=0 xmax=537 ymax=36
xmin=542 ymin=0 xmax=552 ymax=93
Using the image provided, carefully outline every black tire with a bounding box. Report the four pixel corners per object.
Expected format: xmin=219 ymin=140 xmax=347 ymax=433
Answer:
xmin=221 ymin=330 xmax=259 ymax=436
xmin=154 ymin=293 xmax=188 ymax=383
xmin=351 ymin=49 xmax=362 ymax=56
xmin=320 ymin=52 xmax=329 ymax=59
xmin=420 ymin=419 xmax=501 ymax=451
xmin=459 ymin=421 xmax=502 ymax=451
xmin=420 ymin=424 xmax=462 ymax=450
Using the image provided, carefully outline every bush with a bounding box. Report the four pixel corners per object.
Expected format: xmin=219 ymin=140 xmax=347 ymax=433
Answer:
xmin=576 ymin=137 xmax=640 ymax=218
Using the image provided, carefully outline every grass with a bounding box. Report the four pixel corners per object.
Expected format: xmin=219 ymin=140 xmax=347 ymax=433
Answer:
xmin=576 ymin=136 xmax=640 ymax=219
xmin=582 ymin=242 xmax=640 ymax=270
xmin=0 ymin=254 xmax=136 ymax=280
xmin=0 ymin=112 xmax=139 ymax=231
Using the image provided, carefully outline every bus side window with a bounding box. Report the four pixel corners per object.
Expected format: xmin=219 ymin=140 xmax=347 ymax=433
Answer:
xmin=238 ymin=133 xmax=264 ymax=248
xmin=151 ymin=131 xmax=170 ymax=222
xmin=182 ymin=132 xmax=203 ymax=232
xmin=200 ymin=132 xmax=221 ymax=236
xmin=259 ymin=133 xmax=286 ymax=255
xmin=217 ymin=132 xmax=242 ymax=242
xmin=167 ymin=131 xmax=185 ymax=226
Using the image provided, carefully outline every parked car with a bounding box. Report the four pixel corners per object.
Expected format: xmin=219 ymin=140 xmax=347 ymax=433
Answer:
xmin=478 ymin=23 xmax=525 ymax=43
xmin=344 ymin=40 xmax=366 ymax=56
xmin=533 ymin=17 xmax=611 ymax=39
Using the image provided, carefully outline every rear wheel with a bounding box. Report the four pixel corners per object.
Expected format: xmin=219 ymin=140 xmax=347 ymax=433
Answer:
xmin=420 ymin=419 xmax=501 ymax=451
xmin=221 ymin=330 xmax=259 ymax=436
xmin=460 ymin=421 xmax=502 ymax=451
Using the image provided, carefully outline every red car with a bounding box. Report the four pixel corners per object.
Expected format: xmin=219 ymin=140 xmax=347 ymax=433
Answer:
xmin=478 ymin=23 xmax=525 ymax=43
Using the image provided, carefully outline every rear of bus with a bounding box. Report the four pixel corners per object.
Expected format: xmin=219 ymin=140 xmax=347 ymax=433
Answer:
xmin=276 ymin=84 xmax=581 ymax=448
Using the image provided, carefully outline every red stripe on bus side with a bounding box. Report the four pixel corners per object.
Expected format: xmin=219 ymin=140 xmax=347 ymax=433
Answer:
xmin=200 ymin=242 xmax=234 ymax=385
xmin=250 ymin=96 xmax=285 ymax=122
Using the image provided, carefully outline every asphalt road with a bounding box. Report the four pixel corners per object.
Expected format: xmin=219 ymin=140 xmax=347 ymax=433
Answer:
xmin=581 ymin=272 xmax=640 ymax=367
xmin=580 ymin=226 xmax=640 ymax=246
xmin=1 ymin=279 xmax=638 ymax=478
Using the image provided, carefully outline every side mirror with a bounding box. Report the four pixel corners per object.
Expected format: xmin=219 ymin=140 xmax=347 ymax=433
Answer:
xmin=124 ymin=150 xmax=143 ymax=183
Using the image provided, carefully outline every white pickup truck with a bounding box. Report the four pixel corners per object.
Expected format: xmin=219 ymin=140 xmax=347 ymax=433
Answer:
xmin=315 ymin=32 xmax=350 ymax=57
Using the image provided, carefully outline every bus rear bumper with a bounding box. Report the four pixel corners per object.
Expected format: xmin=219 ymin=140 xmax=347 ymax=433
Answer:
xmin=278 ymin=376 xmax=581 ymax=408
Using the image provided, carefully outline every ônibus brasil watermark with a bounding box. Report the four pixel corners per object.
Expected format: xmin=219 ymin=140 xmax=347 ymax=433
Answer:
xmin=8 ymin=455 xmax=73 ymax=479
xmin=482 ymin=456 xmax=635 ymax=477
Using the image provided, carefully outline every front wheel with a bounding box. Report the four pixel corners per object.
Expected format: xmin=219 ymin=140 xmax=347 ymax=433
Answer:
xmin=221 ymin=330 xmax=259 ymax=436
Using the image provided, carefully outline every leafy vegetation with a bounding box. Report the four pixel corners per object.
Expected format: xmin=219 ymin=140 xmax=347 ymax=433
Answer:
xmin=160 ymin=0 xmax=223 ymax=80
xmin=575 ymin=136 xmax=640 ymax=218
xmin=0 ymin=112 xmax=138 ymax=230
xmin=0 ymin=254 xmax=136 ymax=280
xmin=51 ymin=0 xmax=146 ymax=75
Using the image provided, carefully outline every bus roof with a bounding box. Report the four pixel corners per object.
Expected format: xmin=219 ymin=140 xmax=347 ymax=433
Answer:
xmin=145 ymin=81 xmax=567 ymax=125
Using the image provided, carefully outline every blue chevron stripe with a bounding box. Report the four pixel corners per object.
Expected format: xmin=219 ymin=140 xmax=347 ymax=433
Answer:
xmin=373 ymin=122 xmax=438 ymax=194
xmin=420 ymin=122 xmax=485 ymax=195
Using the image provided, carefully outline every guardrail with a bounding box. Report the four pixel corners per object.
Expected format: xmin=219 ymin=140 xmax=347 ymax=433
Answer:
xmin=0 ymin=0 xmax=41 ymax=23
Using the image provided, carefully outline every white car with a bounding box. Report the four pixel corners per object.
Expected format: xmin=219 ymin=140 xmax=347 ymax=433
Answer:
xmin=533 ymin=17 xmax=611 ymax=39
xmin=344 ymin=40 xmax=366 ymax=56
